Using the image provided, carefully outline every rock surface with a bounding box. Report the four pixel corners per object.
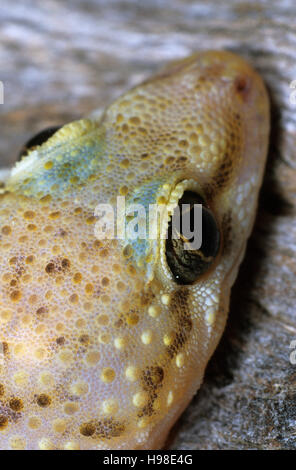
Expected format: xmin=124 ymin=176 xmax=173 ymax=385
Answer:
xmin=0 ymin=0 xmax=296 ymax=450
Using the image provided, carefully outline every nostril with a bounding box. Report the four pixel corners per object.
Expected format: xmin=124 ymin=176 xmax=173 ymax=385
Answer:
xmin=234 ymin=75 xmax=251 ymax=99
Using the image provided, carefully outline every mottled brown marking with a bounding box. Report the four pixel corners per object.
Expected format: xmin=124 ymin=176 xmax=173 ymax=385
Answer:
xmin=9 ymin=255 xmax=25 ymax=280
xmin=166 ymin=288 xmax=192 ymax=359
xmin=56 ymin=336 xmax=65 ymax=345
xmin=139 ymin=366 xmax=164 ymax=418
xmin=78 ymin=334 xmax=90 ymax=345
xmin=80 ymin=419 xmax=125 ymax=439
xmin=36 ymin=306 xmax=48 ymax=316
xmin=37 ymin=394 xmax=51 ymax=407
xmin=95 ymin=418 xmax=125 ymax=439
xmin=142 ymin=366 xmax=164 ymax=390
xmin=0 ymin=415 xmax=8 ymax=430
xmin=138 ymin=397 xmax=156 ymax=418
xmin=9 ymin=397 xmax=23 ymax=412
xmin=80 ymin=422 xmax=95 ymax=436
xmin=61 ymin=258 xmax=70 ymax=270
xmin=213 ymin=156 xmax=234 ymax=191
xmin=45 ymin=257 xmax=71 ymax=275
xmin=1 ymin=342 xmax=9 ymax=356
xmin=45 ymin=262 xmax=55 ymax=274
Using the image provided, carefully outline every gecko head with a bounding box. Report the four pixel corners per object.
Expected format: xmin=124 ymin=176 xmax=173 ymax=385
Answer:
xmin=0 ymin=51 xmax=269 ymax=450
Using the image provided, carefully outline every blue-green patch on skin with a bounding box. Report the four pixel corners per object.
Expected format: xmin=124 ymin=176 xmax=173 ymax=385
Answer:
xmin=6 ymin=124 xmax=107 ymax=200
xmin=123 ymin=178 xmax=167 ymax=270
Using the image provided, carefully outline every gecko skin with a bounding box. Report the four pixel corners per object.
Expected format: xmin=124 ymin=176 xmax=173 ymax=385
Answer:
xmin=0 ymin=51 xmax=269 ymax=450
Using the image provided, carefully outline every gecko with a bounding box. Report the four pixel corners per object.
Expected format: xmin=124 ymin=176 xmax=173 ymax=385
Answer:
xmin=0 ymin=50 xmax=269 ymax=450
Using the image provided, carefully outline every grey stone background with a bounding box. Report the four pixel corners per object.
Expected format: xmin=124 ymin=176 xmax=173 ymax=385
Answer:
xmin=0 ymin=0 xmax=296 ymax=450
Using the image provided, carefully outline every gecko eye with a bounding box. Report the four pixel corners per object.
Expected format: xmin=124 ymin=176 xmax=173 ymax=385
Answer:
xmin=166 ymin=191 xmax=221 ymax=285
xmin=18 ymin=126 xmax=61 ymax=160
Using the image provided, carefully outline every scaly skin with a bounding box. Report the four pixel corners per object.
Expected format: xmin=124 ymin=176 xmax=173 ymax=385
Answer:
xmin=0 ymin=51 xmax=269 ymax=450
